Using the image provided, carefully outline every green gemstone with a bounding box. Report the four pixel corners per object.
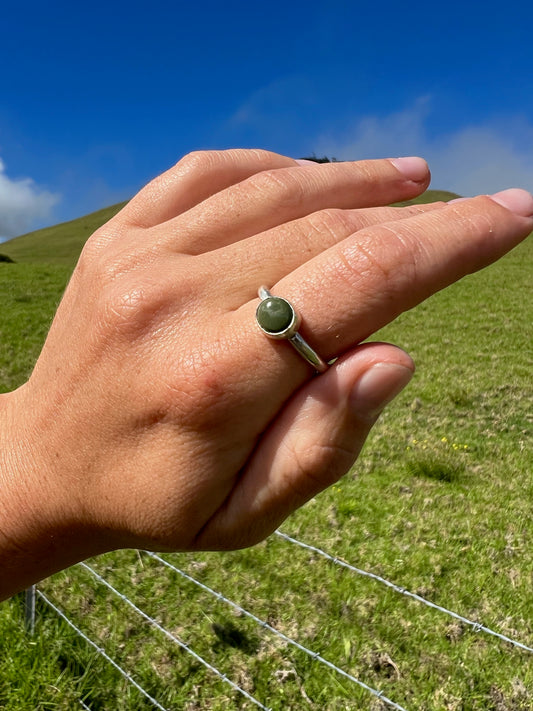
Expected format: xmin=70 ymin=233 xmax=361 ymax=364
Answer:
xmin=256 ymin=297 xmax=294 ymax=334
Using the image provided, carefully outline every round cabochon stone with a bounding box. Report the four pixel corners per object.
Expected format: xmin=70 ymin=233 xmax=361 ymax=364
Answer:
xmin=257 ymin=296 xmax=294 ymax=334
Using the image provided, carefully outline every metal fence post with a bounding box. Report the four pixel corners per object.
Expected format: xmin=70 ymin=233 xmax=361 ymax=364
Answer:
xmin=24 ymin=585 xmax=36 ymax=635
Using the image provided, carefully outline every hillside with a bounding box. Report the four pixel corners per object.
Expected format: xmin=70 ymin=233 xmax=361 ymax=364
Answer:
xmin=395 ymin=189 xmax=459 ymax=205
xmin=1 ymin=190 xmax=459 ymax=268
xmin=1 ymin=202 xmax=127 ymax=267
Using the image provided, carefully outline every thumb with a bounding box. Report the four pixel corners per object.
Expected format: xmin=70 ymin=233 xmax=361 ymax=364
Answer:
xmin=196 ymin=343 xmax=414 ymax=549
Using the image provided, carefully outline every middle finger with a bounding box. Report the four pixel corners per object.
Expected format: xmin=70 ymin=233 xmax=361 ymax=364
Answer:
xmin=155 ymin=158 xmax=430 ymax=254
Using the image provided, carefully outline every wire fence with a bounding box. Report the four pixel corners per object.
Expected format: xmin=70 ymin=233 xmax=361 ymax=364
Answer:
xmin=23 ymin=527 xmax=533 ymax=710
xmin=274 ymin=532 xmax=533 ymax=654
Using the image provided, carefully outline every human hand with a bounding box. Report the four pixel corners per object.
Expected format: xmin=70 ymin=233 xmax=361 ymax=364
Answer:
xmin=2 ymin=149 xmax=532 ymax=592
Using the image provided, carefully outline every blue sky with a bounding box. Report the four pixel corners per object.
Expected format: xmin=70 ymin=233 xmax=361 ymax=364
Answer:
xmin=1 ymin=0 xmax=533 ymax=240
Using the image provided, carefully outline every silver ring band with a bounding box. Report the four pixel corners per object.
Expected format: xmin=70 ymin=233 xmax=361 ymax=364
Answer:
xmin=255 ymin=286 xmax=329 ymax=373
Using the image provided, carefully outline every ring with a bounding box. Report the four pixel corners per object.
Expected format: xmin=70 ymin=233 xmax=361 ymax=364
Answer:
xmin=255 ymin=286 xmax=329 ymax=373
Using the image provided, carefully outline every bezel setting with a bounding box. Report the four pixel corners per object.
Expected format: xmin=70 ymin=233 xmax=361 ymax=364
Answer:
xmin=255 ymin=295 xmax=301 ymax=339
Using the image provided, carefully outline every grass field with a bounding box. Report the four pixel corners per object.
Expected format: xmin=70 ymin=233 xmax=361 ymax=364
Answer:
xmin=0 ymin=196 xmax=532 ymax=710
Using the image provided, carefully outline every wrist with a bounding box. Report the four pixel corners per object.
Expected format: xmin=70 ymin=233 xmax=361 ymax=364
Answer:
xmin=0 ymin=386 xmax=103 ymax=600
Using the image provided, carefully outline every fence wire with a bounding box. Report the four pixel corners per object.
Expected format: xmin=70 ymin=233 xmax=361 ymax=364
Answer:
xmin=35 ymin=590 xmax=169 ymax=711
xmin=79 ymin=562 xmax=272 ymax=710
xmin=30 ymin=523 xmax=532 ymax=710
xmin=274 ymin=530 xmax=533 ymax=654
xmin=146 ymin=551 xmax=410 ymax=711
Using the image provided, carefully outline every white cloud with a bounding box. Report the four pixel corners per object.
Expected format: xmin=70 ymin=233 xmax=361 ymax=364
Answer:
xmin=315 ymin=100 xmax=533 ymax=196
xmin=0 ymin=159 xmax=60 ymax=241
xmin=220 ymin=75 xmax=319 ymax=151
xmin=227 ymin=76 xmax=315 ymax=129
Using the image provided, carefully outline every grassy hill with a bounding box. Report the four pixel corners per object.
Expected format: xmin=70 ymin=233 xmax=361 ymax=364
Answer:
xmin=0 ymin=191 xmax=458 ymax=268
xmin=1 ymin=202 xmax=127 ymax=267
xmin=395 ymin=189 xmax=459 ymax=204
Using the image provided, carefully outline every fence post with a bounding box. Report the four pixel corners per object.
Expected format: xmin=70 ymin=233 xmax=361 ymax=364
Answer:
xmin=24 ymin=585 xmax=36 ymax=635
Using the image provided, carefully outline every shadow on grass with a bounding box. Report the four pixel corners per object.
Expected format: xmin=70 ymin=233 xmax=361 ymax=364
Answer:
xmin=212 ymin=622 xmax=260 ymax=655
xmin=406 ymin=457 xmax=466 ymax=483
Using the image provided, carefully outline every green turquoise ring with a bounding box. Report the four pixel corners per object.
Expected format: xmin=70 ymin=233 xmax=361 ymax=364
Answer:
xmin=256 ymin=286 xmax=329 ymax=373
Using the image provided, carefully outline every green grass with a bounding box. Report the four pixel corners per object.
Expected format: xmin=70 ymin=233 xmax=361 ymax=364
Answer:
xmin=395 ymin=189 xmax=460 ymax=205
xmin=0 ymin=264 xmax=71 ymax=392
xmin=1 ymin=202 xmax=126 ymax=268
xmin=0 ymin=196 xmax=532 ymax=710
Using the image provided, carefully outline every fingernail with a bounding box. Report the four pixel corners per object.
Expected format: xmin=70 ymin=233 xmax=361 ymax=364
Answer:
xmin=490 ymin=188 xmax=533 ymax=217
xmin=389 ymin=156 xmax=429 ymax=183
xmin=448 ymin=197 xmax=469 ymax=204
xmin=350 ymin=363 xmax=414 ymax=421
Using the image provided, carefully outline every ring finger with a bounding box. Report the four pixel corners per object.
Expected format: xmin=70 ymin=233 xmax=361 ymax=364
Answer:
xmin=273 ymin=192 xmax=533 ymax=358
xmin=215 ymin=192 xmax=533 ymax=405
xmin=207 ymin=201 xmax=447 ymax=306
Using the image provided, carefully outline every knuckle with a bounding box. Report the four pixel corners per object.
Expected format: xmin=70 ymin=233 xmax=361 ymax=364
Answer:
xmin=176 ymin=149 xmax=216 ymax=175
xmin=350 ymin=159 xmax=376 ymax=185
xmin=248 ymin=168 xmax=306 ymax=209
xmin=378 ymin=225 xmax=419 ymax=279
xmin=402 ymin=202 xmax=447 ymax=215
xmin=78 ymin=223 xmax=152 ymax=288
xmin=285 ymin=440 xmax=353 ymax=500
xmin=98 ymin=278 xmax=172 ymax=339
xmin=216 ymin=147 xmax=281 ymax=167
xmin=343 ymin=224 xmax=418 ymax=290
xmin=100 ymin=259 xmax=201 ymax=336
xmin=176 ymin=148 xmax=271 ymax=176
xmin=83 ymin=234 xmax=161 ymax=287
xmin=79 ymin=223 xmax=124 ymax=266
xmin=92 ymin=251 xmax=140 ymax=285
xmin=101 ymin=283 xmax=151 ymax=332
xmin=175 ymin=340 xmax=233 ymax=413
xmin=449 ymin=199 xmax=495 ymax=236
xmin=308 ymin=208 xmax=357 ymax=238
xmin=158 ymin=150 xmax=227 ymax=187
xmin=181 ymin=147 xmax=282 ymax=169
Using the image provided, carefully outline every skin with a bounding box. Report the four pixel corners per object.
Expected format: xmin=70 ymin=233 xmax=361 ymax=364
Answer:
xmin=1 ymin=149 xmax=532 ymax=601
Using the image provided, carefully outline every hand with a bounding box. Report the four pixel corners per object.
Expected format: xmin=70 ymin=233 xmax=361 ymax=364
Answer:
xmin=1 ymin=149 xmax=532 ymax=596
